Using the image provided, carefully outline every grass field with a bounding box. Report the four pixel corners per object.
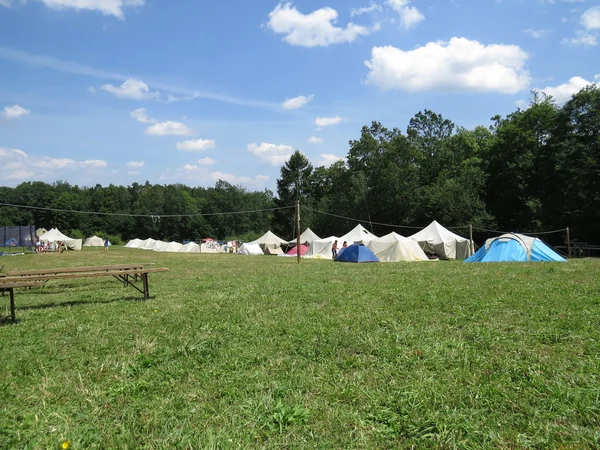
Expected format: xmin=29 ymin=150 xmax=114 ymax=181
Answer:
xmin=1 ymin=248 xmax=599 ymax=449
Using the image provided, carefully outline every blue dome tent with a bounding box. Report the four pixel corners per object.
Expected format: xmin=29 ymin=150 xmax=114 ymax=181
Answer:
xmin=465 ymin=233 xmax=566 ymax=263
xmin=335 ymin=243 xmax=380 ymax=263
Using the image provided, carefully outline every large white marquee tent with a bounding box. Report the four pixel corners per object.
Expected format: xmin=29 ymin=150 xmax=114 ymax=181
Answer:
xmin=39 ymin=228 xmax=83 ymax=251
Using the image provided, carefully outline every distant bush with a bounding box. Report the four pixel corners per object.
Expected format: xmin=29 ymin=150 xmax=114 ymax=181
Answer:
xmin=107 ymin=234 xmax=124 ymax=245
xmin=232 ymin=231 xmax=261 ymax=243
xmin=69 ymin=229 xmax=85 ymax=240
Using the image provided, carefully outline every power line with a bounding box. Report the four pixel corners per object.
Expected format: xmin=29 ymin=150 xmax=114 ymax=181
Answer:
xmin=305 ymin=207 xmax=425 ymax=229
xmin=0 ymin=202 xmax=294 ymax=218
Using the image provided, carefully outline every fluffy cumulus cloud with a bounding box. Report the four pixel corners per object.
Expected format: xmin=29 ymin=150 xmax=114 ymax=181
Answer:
xmin=308 ymin=136 xmax=324 ymax=144
xmin=282 ymin=94 xmax=314 ymax=110
xmin=2 ymin=104 xmax=30 ymax=119
xmin=564 ymin=6 xmax=600 ymax=46
xmin=582 ymin=6 xmax=600 ymax=30
xmin=365 ymin=37 xmax=531 ymax=94
xmin=317 ymin=153 xmax=345 ymax=167
xmin=266 ymin=2 xmax=372 ymax=47
xmin=0 ymin=0 xmax=146 ymax=19
xmin=539 ymin=76 xmax=598 ymax=104
xmin=247 ymin=142 xmax=294 ymax=166
xmin=101 ymin=79 xmax=159 ymax=100
xmin=386 ymin=0 xmax=424 ymax=29
xmin=127 ymin=160 xmax=145 ymax=169
xmin=145 ymin=121 xmax=193 ymax=136
xmin=0 ymin=146 xmax=107 ymax=183
xmin=210 ymin=171 xmax=269 ymax=186
xmin=176 ymin=139 xmax=216 ymax=152
xmin=129 ymin=108 xmax=157 ymax=123
xmin=197 ymin=157 xmax=216 ymax=166
xmin=315 ymin=116 xmax=343 ymax=127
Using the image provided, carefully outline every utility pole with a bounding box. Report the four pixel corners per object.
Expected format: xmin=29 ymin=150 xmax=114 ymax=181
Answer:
xmin=295 ymin=176 xmax=301 ymax=264
xmin=566 ymin=227 xmax=571 ymax=258
xmin=296 ymin=198 xmax=301 ymax=264
xmin=469 ymin=224 xmax=474 ymax=255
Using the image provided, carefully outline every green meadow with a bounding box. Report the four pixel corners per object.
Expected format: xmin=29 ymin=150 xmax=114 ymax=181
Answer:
xmin=1 ymin=248 xmax=599 ymax=449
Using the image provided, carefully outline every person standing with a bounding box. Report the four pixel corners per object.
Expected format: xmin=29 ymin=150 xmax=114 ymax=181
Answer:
xmin=104 ymin=237 xmax=109 ymax=252
xmin=332 ymin=240 xmax=338 ymax=259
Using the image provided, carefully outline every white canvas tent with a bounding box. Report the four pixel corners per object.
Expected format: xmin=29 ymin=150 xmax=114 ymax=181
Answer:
xmin=154 ymin=240 xmax=168 ymax=252
xmin=249 ymin=231 xmax=288 ymax=250
xmin=305 ymin=236 xmax=353 ymax=259
xmin=367 ymin=232 xmax=429 ymax=262
xmin=179 ymin=242 xmax=200 ymax=253
xmin=409 ymin=220 xmax=472 ymax=260
xmin=200 ymin=242 xmax=223 ymax=253
xmin=125 ymin=238 xmax=143 ymax=248
xmin=84 ymin=235 xmax=104 ymax=247
xmin=289 ymin=228 xmax=321 ymax=245
xmin=339 ymin=224 xmax=377 ymax=244
xmin=157 ymin=241 xmax=182 ymax=252
xmin=239 ymin=243 xmax=263 ymax=255
xmin=39 ymin=228 xmax=82 ymax=251
xmin=140 ymin=238 xmax=158 ymax=250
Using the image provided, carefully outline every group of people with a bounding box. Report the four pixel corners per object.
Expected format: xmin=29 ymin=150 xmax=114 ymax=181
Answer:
xmin=34 ymin=239 xmax=65 ymax=253
xmin=331 ymin=240 xmax=348 ymax=258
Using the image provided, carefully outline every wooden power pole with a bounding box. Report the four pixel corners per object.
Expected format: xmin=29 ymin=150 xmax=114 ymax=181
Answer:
xmin=566 ymin=227 xmax=571 ymax=258
xmin=296 ymin=198 xmax=301 ymax=264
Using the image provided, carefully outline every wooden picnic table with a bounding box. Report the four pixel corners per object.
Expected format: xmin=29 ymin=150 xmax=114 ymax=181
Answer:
xmin=0 ymin=264 xmax=168 ymax=323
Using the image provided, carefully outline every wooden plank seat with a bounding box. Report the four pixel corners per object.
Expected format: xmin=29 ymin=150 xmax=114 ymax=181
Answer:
xmin=0 ymin=265 xmax=168 ymax=323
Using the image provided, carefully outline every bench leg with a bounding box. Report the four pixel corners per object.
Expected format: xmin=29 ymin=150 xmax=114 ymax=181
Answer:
xmin=142 ymin=273 xmax=149 ymax=299
xmin=9 ymin=288 xmax=15 ymax=323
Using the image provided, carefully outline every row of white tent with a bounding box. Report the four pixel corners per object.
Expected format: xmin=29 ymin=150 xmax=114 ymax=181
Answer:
xmin=124 ymin=238 xmax=226 ymax=253
xmin=238 ymin=220 xmax=472 ymax=261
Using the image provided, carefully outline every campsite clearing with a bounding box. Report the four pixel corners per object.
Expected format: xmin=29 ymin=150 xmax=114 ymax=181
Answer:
xmin=1 ymin=248 xmax=599 ymax=448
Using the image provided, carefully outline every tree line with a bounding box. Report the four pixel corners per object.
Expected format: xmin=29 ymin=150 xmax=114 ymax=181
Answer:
xmin=1 ymin=85 xmax=598 ymax=246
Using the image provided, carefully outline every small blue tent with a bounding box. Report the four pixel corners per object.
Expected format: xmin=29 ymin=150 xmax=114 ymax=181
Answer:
xmin=335 ymin=243 xmax=379 ymax=263
xmin=465 ymin=233 xmax=566 ymax=263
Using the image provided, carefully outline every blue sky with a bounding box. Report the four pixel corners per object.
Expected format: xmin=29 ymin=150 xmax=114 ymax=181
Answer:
xmin=0 ymin=0 xmax=598 ymax=192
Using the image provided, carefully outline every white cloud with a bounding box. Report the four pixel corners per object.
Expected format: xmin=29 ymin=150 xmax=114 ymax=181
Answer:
xmin=266 ymin=2 xmax=372 ymax=47
xmin=2 ymin=104 xmax=30 ymax=119
xmin=129 ymin=107 xmax=157 ymax=123
xmin=386 ymin=0 xmax=424 ymax=29
xmin=127 ymin=160 xmax=145 ymax=169
xmin=282 ymin=94 xmax=314 ymax=109
xmin=101 ymin=78 xmax=159 ymax=100
xmin=315 ymin=116 xmax=343 ymax=127
xmin=79 ymin=159 xmax=107 ymax=168
xmin=247 ymin=142 xmax=294 ymax=166
xmin=523 ymin=29 xmax=549 ymax=38
xmin=582 ymin=6 xmax=600 ymax=30
xmin=36 ymin=0 xmax=145 ymax=19
xmin=145 ymin=121 xmax=193 ymax=136
xmin=0 ymin=147 xmax=108 ymax=183
xmin=317 ymin=154 xmax=345 ymax=167
xmin=539 ymin=76 xmax=597 ymax=104
xmin=197 ymin=157 xmax=216 ymax=166
xmin=183 ymin=158 xmax=216 ymax=170
xmin=351 ymin=2 xmax=383 ymax=17
xmin=211 ymin=171 xmax=269 ymax=186
xmin=308 ymin=136 xmax=324 ymax=144
xmin=365 ymin=37 xmax=531 ymax=94
xmin=563 ymin=31 xmax=598 ymax=46
xmin=176 ymin=138 xmax=216 ymax=152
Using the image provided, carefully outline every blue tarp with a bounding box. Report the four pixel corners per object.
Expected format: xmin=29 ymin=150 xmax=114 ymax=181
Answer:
xmin=466 ymin=235 xmax=566 ymax=263
xmin=335 ymin=243 xmax=379 ymax=263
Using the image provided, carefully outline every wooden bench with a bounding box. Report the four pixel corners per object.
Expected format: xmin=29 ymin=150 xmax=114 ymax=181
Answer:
xmin=0 ymin=265 xmax=168 ymax=323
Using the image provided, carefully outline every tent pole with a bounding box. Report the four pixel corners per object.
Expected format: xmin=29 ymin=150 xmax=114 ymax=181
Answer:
xmin=296 ymin=199 xmax=301 ymax=264
xmin=566 ymin=227 xmax=571 ymax=258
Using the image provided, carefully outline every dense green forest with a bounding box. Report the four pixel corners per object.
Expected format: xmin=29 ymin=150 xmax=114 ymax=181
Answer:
xmin=1 ymin=86 xmax=598 ymax=245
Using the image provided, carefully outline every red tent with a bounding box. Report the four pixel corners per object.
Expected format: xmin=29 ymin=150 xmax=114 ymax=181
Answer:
xmin=202 ymin=238 xmax=214 ymax=242
xmin=286 ymin=244 xmax=308 ymax=256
